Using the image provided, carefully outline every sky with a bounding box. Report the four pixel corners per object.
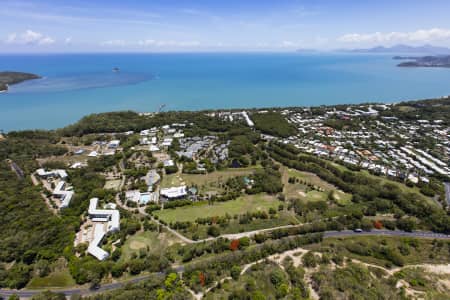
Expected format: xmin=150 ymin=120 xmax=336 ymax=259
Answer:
xmin=2 ymin=0 xmax=450 ymax=52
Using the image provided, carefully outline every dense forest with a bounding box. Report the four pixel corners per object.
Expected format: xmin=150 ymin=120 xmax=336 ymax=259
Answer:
xmin=251 ymin=112 xmax=297 ymax=137
xmin=59 ymin=111 xmax=238 ymax=136
xmin=0 ymin=162 xmax=74 ymax=288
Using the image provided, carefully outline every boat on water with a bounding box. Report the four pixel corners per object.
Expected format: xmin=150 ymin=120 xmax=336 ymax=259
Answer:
xmin=112 ymin=67 xmax=120 ymax=72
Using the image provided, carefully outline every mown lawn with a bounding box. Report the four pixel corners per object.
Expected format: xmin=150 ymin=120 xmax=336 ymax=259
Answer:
xmin=154 ymin=193 xmax=282 ymax=223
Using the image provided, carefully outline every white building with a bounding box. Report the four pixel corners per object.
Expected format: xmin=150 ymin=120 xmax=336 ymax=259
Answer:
xmin=108 ymin=140 xmax=121 ymax=149
xmin=88 ymin=151 xmax=98 ymax=157
xmin=163 ymin=159 xmax=175 ymax=167
xmin=87 ymin=198 xmax=120 ymax=261
xmin=52 ymin=181 xmax=74 ymax=209
xmin=149 ymin=145 xmax=160 ymax=152
xmin=160 ymin=186 xmax=187 ymax=201
xmin=242 ymin=111 xmax=254 ymax=127
xmin=36 ymin=168 xmax=68 ymax=179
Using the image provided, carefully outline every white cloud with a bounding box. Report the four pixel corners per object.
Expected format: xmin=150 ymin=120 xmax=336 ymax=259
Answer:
xmin=5 ymin=29 xmax=55 ymax=45
xmin=100 ymin=39 xmax=200 ymax=48
xmin=138 ymin=39 xmax=200 ymax=47
xmin=338 ymin=28 xmax=450 ymax=44
xmin=64 ymin=37 xmax=72 ymax=44
xmin=100 ymin=39 xmax=127 ymax=47
xmin=281 ymin=40 xmax=296 ymax=47
xmin=180 ymin=8 xmax=203 ymax=15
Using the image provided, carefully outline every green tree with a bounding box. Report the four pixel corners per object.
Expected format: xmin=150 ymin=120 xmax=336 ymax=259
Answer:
xmin=207 ymin=225 xmax=220 ymax=237
xmin=302 ymin=252 xmax=317 ymax=268
xmin=230 ymin=265 xmax=241 ymax=280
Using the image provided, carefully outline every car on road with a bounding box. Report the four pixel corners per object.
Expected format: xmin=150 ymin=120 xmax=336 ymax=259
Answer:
xmin=353 ymin=228 xmax=363 ymax=233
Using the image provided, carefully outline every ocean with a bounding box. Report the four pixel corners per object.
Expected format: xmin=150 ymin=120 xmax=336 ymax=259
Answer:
xmin=1 ymin=52 xmax=450 ymax=132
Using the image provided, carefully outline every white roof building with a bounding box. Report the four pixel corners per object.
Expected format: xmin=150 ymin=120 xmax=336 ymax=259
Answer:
xmin=149 ymin=145 xmax=160 ymax=152
xmin=88 ymin=198 xmax=120 ymax=232
xmin=70 ymin=162 xmax=86 ymax=169
xmin=88 ymin=224 xmax=110 ymax=261
xmin=242 ymin=111 xmax=254 ymax=127
xmin=36 ymin=168 xmax=68 ymax=179
xmin=88 ymin=151 xmax=98 ymax=157
xmin=52 ymin=181 xmax=74 ymax=209
xmin=125 ymin=190 xmax=141 ymax=203
xmin=108 ymin=140 xmax=121 ymax=149
xmin=163 ymin=159 xmax=175 ymax=167
xmin=87 ymin=198 xmax=120 ymax=261
xmin=160 ymin=186 xmax=187 ymax=200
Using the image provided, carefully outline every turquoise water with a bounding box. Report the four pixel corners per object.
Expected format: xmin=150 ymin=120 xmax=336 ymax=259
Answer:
xmin=1 ymin=53 xmax=450 ymax=131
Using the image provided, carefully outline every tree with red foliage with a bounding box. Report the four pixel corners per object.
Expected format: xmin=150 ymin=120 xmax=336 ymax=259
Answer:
xmin=199 ymin=272 xmax=206 ymax=286
xmin=373 ymin=220 xmax=383 ymax=229
xmin=230 ymin=239 xmax=240 ymax=251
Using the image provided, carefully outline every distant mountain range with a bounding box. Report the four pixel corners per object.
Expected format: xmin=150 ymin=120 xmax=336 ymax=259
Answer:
xmin=339 ymin=44 xmax=450 ymax=54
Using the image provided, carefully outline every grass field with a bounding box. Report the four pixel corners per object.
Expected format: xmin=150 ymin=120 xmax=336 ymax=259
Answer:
xmin=104 ymin=179 xmax=121 ymax=190
xmin=332 ymin=190 xmax=353 ymax=205
xmin=397 ymin=105 xmax=416 ymax=112
xmin=27 ymin=269 xmax=75 ymax=289
xmin=282 ymin=167 xmax=352 ymax=204
xmin=160 ymin=173 xmax=184 ymax=188
xmin=121 ymin=231 xmax=183 ymax=261
xmin=160 ymin=167 xmax=260 ymax=194
xmin=154 ymin=193 xmax=282 ymax=223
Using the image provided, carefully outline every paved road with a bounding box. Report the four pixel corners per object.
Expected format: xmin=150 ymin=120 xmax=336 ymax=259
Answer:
xmin=221 ymin=224 xmax=298 ymax=240
xmin=2 ymin=230 xmax=449 ymax=299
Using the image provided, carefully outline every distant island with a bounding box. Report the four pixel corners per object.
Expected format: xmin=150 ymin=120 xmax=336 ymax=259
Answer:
xmin=0 ymin=71 xmax=41 ymax=92
xmin=394 ymin=55 xmax=450 ymax=68
xmin=340 ymin=44 xmax=450 ymax=54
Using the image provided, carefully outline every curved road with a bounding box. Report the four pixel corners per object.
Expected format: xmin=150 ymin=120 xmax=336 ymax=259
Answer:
xmin=1 ymin=230 xmax=449 ymax=298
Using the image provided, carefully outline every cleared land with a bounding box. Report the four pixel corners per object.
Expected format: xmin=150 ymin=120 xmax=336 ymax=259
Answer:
xmin=121 ymin=230 xmax=183 ymax=261
xmin=27 ymin=270 xmax=75 ymax=289
xmin=154 ymin=193 xmax=282 ymax=223
xmin=282 ymin=167 xmax=352 ymax=204
xmin=104 ymin=179 xmax=122 ymax=190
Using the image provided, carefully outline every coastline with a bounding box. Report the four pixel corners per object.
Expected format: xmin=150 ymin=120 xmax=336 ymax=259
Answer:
xmin=2 ymin=53 xmax=450 ymax=131
xmin=1 ymin=93 xmax=449 ymax=133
